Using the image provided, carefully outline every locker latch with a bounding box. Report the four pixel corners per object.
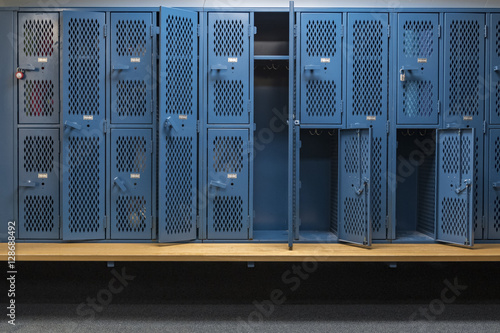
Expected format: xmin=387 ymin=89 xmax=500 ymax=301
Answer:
xmin=209 ymin=180 xmax=227 ymax=189
xmin=455 ymin=179 xmax=471 ymax=194
xmin=113 ymin=177 xmax=127 ymax=192
xmin=354 ymin=178 xmax=369 ymax=196
xmin=20 ymin=180 xmax=38 ymax=187
xmin=399 ymin=66 xmax=420 ymax=82
xmin=304 ymin=65 xmax=321 ymax=71
xmin=494 ymin=66 xmax=500 ymax=72
xmin=492 ymin=182 xmax=500 ymax=189
xmin=164 ymin=116 xmax=178 ymax=133
xmin=63 ymin=121 xmax=82 ymax=131
xmin=112 ymin=64 xmax=130 ymax=71
xmin=211 ymin=64 xmax=228 ymax=71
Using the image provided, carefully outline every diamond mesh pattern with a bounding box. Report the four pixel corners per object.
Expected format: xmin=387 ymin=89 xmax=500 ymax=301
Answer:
xmin=495 ymin=137 xmax=500 ymax=173
xmin=402 ymin=81 xmax=434 ymax=118
xmin=23 ymin=80 xmax=55 ymax=117
xmin=213 ymin=80 xmax=245 ymax=118
xmin=212 ymin=136 xmax=244 ymax=173
xmin=461 ymin=135 xmax=472 ymax=175
xmin=23 ymin=135 xmax=54 ymax=173
xmin=371 ymin=137 xmax=383 ymax=233
xmin=116 ymin=80 xmax=147 ymax=118
xmin=402 ymin=20 xmax=434 ymax=58
xmin=116 ymin=196 xmax=147 ymax=233
xmin=67 ymin=18 xmax=101 ymax=116
xmin=213 ymin=19 xmax=244 ymax=57
xmin=351 ymin=19 xmax=384 ymax=117
xmin=473 ymin=135 xmax=480 ymax=234
xmin=344 ymin=135 xmax=358 ymax=174
xmin=23 ymin=195 xmax=54 ymax=233
xmin=442 ymin=136 xmax=460 ymax=174
xmin=164 ymin=137 xmax=194 ymax=235
xmin=212 ymin=196 xmax=244 ymax=233
xmin=115 ymin=19 xmax=147 ymax=57
xmin=448 ymin=20 xmax=481 ymax=117
xmin=305 ymin=80 xmax=337 ymax=117
xmin=496 ymin=22 xmax=500 ymax=57
xmin=116 ymin=136 xmax=147 ymax=173
xmin=305 ymin=20 xmax=337 ymax=57
xmin=23 ymin=19 xmax=54 ymax=57
xmin=343 ymin=197 xmax=365 ymax=236
xmin=441 ymin=197 xmax=468 ymax=237
xmin=495 ymin=81 xmax=500 ymax=120
xmin=494 ymin=197 xmax=500 ymax=233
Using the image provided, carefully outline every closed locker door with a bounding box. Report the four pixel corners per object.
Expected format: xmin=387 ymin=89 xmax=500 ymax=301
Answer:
xmin=207 ymin=129 xmax=249 ymax=240
xmin=18 ymin=129 xmax=59 ymax=239
xmin=300 ymin=13 xmax=342 ymax=125
xmin=488 ymin=129 xmax=500 ymax=239
xmin=490 ymin=14 xmax=500 ymax=125
xmin=111 ymin=13 xmax=153 ymax=124
xmin=397 ymin=13 xmax=439 ymax=125
xmin=436 ymin=129 xmax=475 ymax=246
xmin=338 ymin=128 xmax=372 ymax=246
xmin=18 ymin=13 xmax=59 ymax=124
xmin=444 ymin=13 xmax=485 ymax=128
xmin=159 ymin=7 xmax=198 ymax=242
xmin=208 ymin=13 xmax=250 ymax=124
xmin=62 ymin=11 xmax=106 ymax=240
xmin=111 ymin=129 xmax=152 ymax=239
xmin=346 ymin=13 xmax=388 ymax=127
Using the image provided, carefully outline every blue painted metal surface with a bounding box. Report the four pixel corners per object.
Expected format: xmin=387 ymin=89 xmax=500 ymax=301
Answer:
xmin=110 ymin=12 xmax=153 ymax=124
xmin=207 ymin=129 xmax=249 ymax=240
xmin=158 ymin=7 xmax=198 ymax=243
xmin=397 ymin=13 xmax=439 ymax=125
xmin=488 ymin=128 xmax=500 ymax=239
xmin=436 ymin=128 xmax=475 ymax=246
xmin=288 ymin=1 xmax=296 ymax=249
xmin=300 ymin=13 xmax=342 ymax=125
xmin=490 ymin=14 xmax=500 ymax=125
xmin=207 ymin=12 xmax=250 ymax=124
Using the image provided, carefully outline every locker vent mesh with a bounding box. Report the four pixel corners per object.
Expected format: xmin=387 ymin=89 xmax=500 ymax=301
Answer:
xmin=213 ymin=19 xmax=244 ymax=57
xmin=442 ymin=135 xmax=460 ymax=174
xmin=441 ymin=197 xmax=468 ymax=237
xmin=494 ymin=197 xmax=500 ymax=233
xmin=495 ymin=136 xmax=500 ymax=173
xmin=23 ymin=19 xmax=54 ymax=57
xmin=164 ymin=136 xmax=194 ymax=235
xmin=116 ymin=135 xmax=147 ymax=173
xmin=23 ymin=80 xmax=55 ymax=118
xmin=343 ymin=135 xmax=358 ymax=174
xmin=164 ymin=15 xmax=194 ymax=115
xmin=351 ymin=19 xmax=384 ymax=117
xmin=473 ymin=135 xmax=480 ymax=236
xmin=402 ymin=81 xmax=434 ymax=118
xmin=67 ymin=18 xmax=101 ymax=116
xmin=116 ymin=196 xmax=147 ymax=233
xmin=23 ymin=195 xmax=55 ymax=233
xmin=372 ymin=137 xmax=383 ymax=233
xmin=496 ymin=81 xmax=500 ymax=120
xmin=213 ymin=80 xmax=245 ymax=118
xmin=115 ymin=19 xmax=147 ymax=57
xmin=417 ymin=138 xmax=436 ymax=236
xmin=496 ymin=22 xmax=500 ymax=57
xmin=67 ymin=136 xmax=101 ymax=233
xmin=23 ymin=135 xmax=54 ymax=173
xmin=212 ymin=196 xmax=244 ymax=233
xmin=343 ymin=197 xmax=365 ymax=236
xmin=305 ymin=20 xmax=337 ymax=57
xmin=212 ymin=136 xmax=244 ymax=173
xmin=461 ymin=135 xmax=472 ymax=175
xmin=448 ymin=20 xmax=481 ymax=117
xmin=305 ymin=81 xmax=337 ymax=118
xmin=116 ymin=80 xmax=148 ymax=118
xmin=329 ymin=133 xmax=338 ymax=234
xmin=402 ymin=20 xmax=434 ymax=58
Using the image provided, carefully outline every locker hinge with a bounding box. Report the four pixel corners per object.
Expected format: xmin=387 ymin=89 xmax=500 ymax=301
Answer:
xmin=197 ymin=24 xmax=201 ymax=37
xmin=485 ymin=25 xmax=488 ymax=38
xmin=150 ymin=25 xmax=160 ymax=37
xmin=341 ymin=25 xmax=344 ymax=38
xmin=249 ymin=25 xmax=257 ymax=36
xmin=196 ymin=215 xmax=200 ymax=228
xmin=484 ymin=120 xmax=487 ymax=134
xmin=293 ymin=24 xmax=297 ymax=37
xmin=438 ymin=25 xmax=441 ymax=38
xmin=437 ymin=100 xmax=441 ymax=115
xmin=103 ymin=120 xmax=108 ymax=133
xmin=386 ymin=120 xmax=390 ymax=134
xmin=387 ymin=25 xmax=391 ymax=38
xmin=103 ymin=24 xmax=107 ymax=38
xmin=196 ymin=120 xmax=200 ymax=133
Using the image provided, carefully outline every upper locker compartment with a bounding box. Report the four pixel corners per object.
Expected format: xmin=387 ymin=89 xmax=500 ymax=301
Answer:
xmin=300 ymin=13 xmax=342 ymax=125
xmin=18 ymin=13 xmax=59 ymax=124
xmin=208 ymin=13 xmax=251 ymax=124
xmin=397 ymin=13 xmax=439 ymax=125
xmin=111 ymin=13 xmax=153 ymax=124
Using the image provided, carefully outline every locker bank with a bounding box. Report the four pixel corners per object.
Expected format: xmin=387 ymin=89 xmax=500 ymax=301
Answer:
xmin=2 ymin=0 xmax=500 ymax=261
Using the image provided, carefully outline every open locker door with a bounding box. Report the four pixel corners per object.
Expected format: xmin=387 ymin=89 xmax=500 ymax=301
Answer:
xmin=158 ymin=7 xmax=198 ymax=242
xmin=338 ymin=128 xmax=372 ymax=246
xmin=436 ymin=129 xmax=475 ymax=247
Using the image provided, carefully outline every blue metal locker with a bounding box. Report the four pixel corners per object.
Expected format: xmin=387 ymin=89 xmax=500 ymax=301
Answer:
xmin=18 ymin=13 xmax=59 ymax=124
xmin=110 ymin=129 xmax=152 ymax=239
xmin=338 ymin=128 xmax=372 ymax=246
xmin=207 ymin=129 xmax=249 ymax=240
xmin=490 ymin=14 xmax=500 ymax=125
xmin=397 ymin=13 xmax=439 ymax=125
xmin=300 ymin=13 xmax=342 ymax=125
xmin=444 ymin=13 xmax=485 ymax=129
xmin=18 ymin=129 xmax=59 ymax=239
xmin=488 ymin=129 xmax=500 ymax=239
xmin=436 ymin=129 xmax=475 ymax=246
xmin=346 ymin=13 xmax=388 ymax=126
xmin=110 ymin=13 xmax=153 ymax=124
xmin=158 ymin=7 xmax=198 ymax=242
xmin=62 ymin=11 xmax=106 ymax=240
xmin=208 ymin=13 xmax=250 ymax=124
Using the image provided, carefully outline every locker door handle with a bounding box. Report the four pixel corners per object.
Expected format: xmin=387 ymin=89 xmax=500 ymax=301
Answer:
xmin=64 ymin=121 xmax=82 ymax=131
xmin=164 ymin=117 xmax=178 ymax=132
xmin=112 ymin=64 xmax=130 ymax=70
xmin=494 ymin=66 xmax=500 ymax=72
xmin=20 ymin=180 xmax=38 ymax=187
xmin=211 ymin=64 xmax=228 ymax=71
xmin=304 ymin=65 xmax=321 ymax=71
xmin=493 ymin=182 xmax=500 ymax=189
xmin=209 ymin=180 xmax=227 ymax=189
xmin=353 ymin=179 xmax=369 ymax=196
xmin=455 ymin=179 xmax=471 ymax=194
xmin=113 ymin=177 xmax=127 ymax=192
xmin=18 ymin=64 xmax=36 ymax=71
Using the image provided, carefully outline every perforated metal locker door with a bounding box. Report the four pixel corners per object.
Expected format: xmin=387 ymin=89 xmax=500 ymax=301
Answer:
xmin=111 ymin=13 xmax=153 ymax=124
xmin=207 ymin=129 xmax=249 ymax=240
xmin=18 ymin=13 xmax=59 ymax=124
xmin=436 ymin=129 xmax=475 ymax=247
xmin=208 ymin=13 xmax=250 ymax=124
xmin=397 ymin=13 xmax=439 ymax=125
xmin=110 ymin=129 xmax=152 ymax=239
xmin=338 ymin=128 xmax=372 ymax=246
xmin=444 ymin=13 xmax=485 ymax=129
xmin=490 ymin=14 xmax=500 ymax=125
xmin=18 ymin=129 xmax=59 ymax=239
xmin=159 ymin=7 xmax=198 ymax=242
xmin=488 ymin=129 xmax=500 ymax=239
xmin=346 ymin=13 xmax=388 ymax=127
xmin=300 ymin=13 xmax=342 ymax=125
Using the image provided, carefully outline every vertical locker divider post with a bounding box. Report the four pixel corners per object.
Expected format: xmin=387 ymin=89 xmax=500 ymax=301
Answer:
xmin=288 ymin=1 xmax=295 ymax=249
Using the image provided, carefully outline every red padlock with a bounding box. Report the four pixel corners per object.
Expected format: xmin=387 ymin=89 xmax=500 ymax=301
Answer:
xmin=15 ymin=69 xmax=24 ymax=80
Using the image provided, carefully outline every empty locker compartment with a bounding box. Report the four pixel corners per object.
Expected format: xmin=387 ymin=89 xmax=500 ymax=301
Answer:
xmin=397 ymin=14 xmax=439 ymax=125
xmin=18 ymin=129 xmax=59 ymax=239
xmin=254 ymin=12 xmax=288 ymax=56
xmin=111 ymin=13 xmax=153 ymax=124
xmin=395 ymin=129 xmax=436 ymax=242
xmin=208 ymin=12 xmax=251 ymax=124
xmin=488 ymin=129 xmax=500 ymax=239
xmin=207 ymin=129 xmax=250 ymax=240
xmin=489 ymin=14 xmax=500 ymax=125
xmin=300 ymin=13 xmax=342 ymax=125
xmin=18 ymin=12 xmax=59 ymax=124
